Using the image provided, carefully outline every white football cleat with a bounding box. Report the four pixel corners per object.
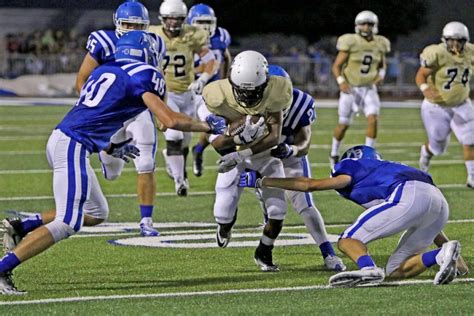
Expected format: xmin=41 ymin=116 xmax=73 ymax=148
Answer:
xmin=0 ymin=272 xmax=25 ymax=295
xmin=434 ymin=240 xmax=461 ymax=285
xmin=329 ymin=267 xmax=385 ymax=287
xmin=419 ymin=145 xmax=431 ymax=172
xmin=324 ymin=255 xmax=346 ymax=272
xmin=467 ymin=176 xmax=474 ymax=189
xmin=139 ymin=221 xmax=160 ymax=237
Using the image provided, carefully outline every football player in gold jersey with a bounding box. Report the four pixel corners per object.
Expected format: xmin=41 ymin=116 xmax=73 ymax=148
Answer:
xmin=149 ymin=0 xmax=217 ymax=196
xmin=416 ymin=21 xmax=474 ymax=188
xmin=201 ymin=50 xmax=293 ymax=272
xmin=329 ymin=10 xmax=390 ymax=167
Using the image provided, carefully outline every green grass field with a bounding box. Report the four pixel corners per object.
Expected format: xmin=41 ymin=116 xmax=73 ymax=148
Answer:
xmin=0 ymin=105 xmax=472 ymax=315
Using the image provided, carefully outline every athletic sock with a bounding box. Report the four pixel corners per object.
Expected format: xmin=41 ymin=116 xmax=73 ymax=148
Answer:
xmin=0 ymin=252 xmax=21 ymax=273
xmin=357 ymin=255 xmax=376 ymax=269
xmin=21 ymin=214 xmax=43 ymax=234
xmin=319 ymin=241 xmax=336 ymax=258
xmin=365 ymin=137 xmax=376 ymax=147
xmin=330 ymin=137 xmax=340 ymax=157
xmin=193 ymin=143 xmax=205 ymax=154
xmin=422 ymin=248 xmax=441 ymax=268
xmin=140 ymin=205 xmax=154 ymax=221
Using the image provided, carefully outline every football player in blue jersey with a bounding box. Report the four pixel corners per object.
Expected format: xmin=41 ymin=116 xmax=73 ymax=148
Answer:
xmin=0 ymin=31 xmax=226 ymax=295
xmin=75 ymin=1 xmax=168 ymax=237
xmin=240 ymin=145 xmax=463 ymax=287
xmin=186 ymin=3 xmax=232 ymax=177
xmin=250 ymin=65 xmax=345 ymax=272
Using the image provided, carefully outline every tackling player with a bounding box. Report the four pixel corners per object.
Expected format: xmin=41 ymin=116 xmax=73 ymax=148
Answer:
xmin=76 ymin=1 xmax=166 ymax=237
xmin=329 ymin=10 xmax=390 ymax=168
xmin=416 ymin=21 xmax=474 ymax=188
xmin=254 ymin=65 xmax=345 ymax=272
xmin=240 ymin=145 xmax=462 ymax=287
xmin=150 ymin=0 xmax=217 ymax=196
xmin=0 ymin=31 xmax=225 ymax=295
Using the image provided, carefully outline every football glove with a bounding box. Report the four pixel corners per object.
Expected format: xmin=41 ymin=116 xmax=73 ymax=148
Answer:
xmin=106 ymin=138 xmax=140 ymax=163
xmin=217 ymin=149 xmax=252 ymax=173
xmin=238 ymin=170 xmax=263 ymax=188
xmin=270 ymin=143 xmax=295 ymax=159
xmin=234 ymin=116 xmax=266 ymax=145
xmin=188 ymin=77 xmax=207 ymax=94
xmin=206 ymin=114 xmax=227 ymax=135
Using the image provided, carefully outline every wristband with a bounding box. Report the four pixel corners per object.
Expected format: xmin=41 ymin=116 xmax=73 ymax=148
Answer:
xmin=199 ymin=72 xmax=211 ymax=84
xmin=336 ymin=76 xmax=346 ymax=85
xmin=419 ymin=83 xmax=429 ymax=92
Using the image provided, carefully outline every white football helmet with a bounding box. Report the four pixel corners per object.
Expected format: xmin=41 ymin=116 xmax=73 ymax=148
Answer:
xmin=355 ymin=10 xmax=378 ymax=36
xmin=159 ymin=0 xmax=188 ymax=34
xmin=229 ymin=50 xmax=269 ymax=108
xmin=442 ymin=22 xmax=469 ymax=54
xmin=442 ymin=21 xmax=470 ymax=41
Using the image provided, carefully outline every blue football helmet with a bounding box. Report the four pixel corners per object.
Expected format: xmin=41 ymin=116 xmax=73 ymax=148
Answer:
xmin=115 ymin=31 xmax=160 ymax=67
xmin=268 ymin=65 xmax=291 ymax=80
xmin=341 ymin=145 xmax=382 ymax=161
xmin=114 ymin=1 xmax=150 ymax=36
xmin=187 ymin=4 xmax=217 ymax=36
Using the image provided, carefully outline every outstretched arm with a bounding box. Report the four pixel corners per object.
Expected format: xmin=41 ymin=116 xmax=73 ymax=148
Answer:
xmin=261 ymin=174 xmax=352 ymax=192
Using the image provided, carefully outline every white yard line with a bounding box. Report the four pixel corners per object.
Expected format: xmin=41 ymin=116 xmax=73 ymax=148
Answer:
xmin=0 ymin=278 xmax=472 ymax=306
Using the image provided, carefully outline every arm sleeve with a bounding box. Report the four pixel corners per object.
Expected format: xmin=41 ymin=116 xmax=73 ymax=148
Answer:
xmin=132 ymin=69 xmax=167 ymax=100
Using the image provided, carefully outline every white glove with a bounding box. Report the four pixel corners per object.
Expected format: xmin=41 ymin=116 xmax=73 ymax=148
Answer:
xmin=188 ymin=73 xmax=211 ymax=95
xmin=233 ymin=116 xmax=266 ymax=145
xmin=217 ymin=149 xmax=252 ymax=173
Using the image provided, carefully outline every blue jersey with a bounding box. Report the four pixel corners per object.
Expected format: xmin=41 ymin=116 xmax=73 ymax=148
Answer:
xmin=86 ymin=30 xmax=119 ymax=65
xmin=194 ymin=26 xmax=231 ymax=82
xmin=282 ymin=89 xmax=316 ymax=144
xmin=331 ymin=159 xmax=434 ymax=207
xmin=57 ymin=61 xmax=166 ymax=153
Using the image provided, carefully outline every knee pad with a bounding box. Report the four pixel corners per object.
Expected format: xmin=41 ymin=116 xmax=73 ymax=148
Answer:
xmin=263 ymin=219 xmax=283 ymax=239
xmin=166 ymin=140 xmax=183 ymax=155
xmin=133 ymin=144 xmax=156 ymax=173
xmin=429 ymin=139 xmax=449 ymax=156
xmin=338 ymin=116 xmax=352 ymax=125
xmin=45 ymin=220 xmax=76 ymax=242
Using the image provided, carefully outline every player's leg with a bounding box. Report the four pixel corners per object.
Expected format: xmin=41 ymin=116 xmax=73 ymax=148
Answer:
xmin=125 ymin=110 xmax=159 ymax=236
xmin=331 ymin=181 xmax=426 ymax=287
xmin=213 ymin=167 xmax=242 ymax=248
xmin=362 ymin=86 xmax=381 ymax=147
xmin=419 ymin=100 xmax=452 ymax=171
xmin=386 ymin=184 xmax=456 ymax=284
xmin=284 ymin=156 xmax=345 ymax=271
xmin=252 ymin=157 xmax=288 ymax=272
xmin=330 ymin=92 xmax=354 ymax=167
xmin=192 ymin=96 xmax=211 ymax=177
xmin=450 ymin=100 xmax=474 ymax=187
xmin=179 ymin=91 xmax=197 ymax=188
xmin=0 ymin=132 xmax=108 ymax=294
xmin=163 ymin=92 xmax=187 ymax=196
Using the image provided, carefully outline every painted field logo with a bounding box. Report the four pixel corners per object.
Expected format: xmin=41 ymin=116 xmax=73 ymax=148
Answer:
xmin=76 ymin=222 xmax=339 ymax=248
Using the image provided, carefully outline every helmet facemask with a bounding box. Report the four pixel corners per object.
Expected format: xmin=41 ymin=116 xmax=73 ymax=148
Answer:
xmin=191 ymin=16 xmax=217 ymax=37
xmin=114 ymin=17 xmax=150 ymax=36
xmin=229 ymin=78 xmax=268 ymax=108
xmin=160 ymin=15 xmax=186 ymax=35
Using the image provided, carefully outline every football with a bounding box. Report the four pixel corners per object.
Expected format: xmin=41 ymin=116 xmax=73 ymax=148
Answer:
xmin=226 ymin=115 xmax=264 ymax=136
